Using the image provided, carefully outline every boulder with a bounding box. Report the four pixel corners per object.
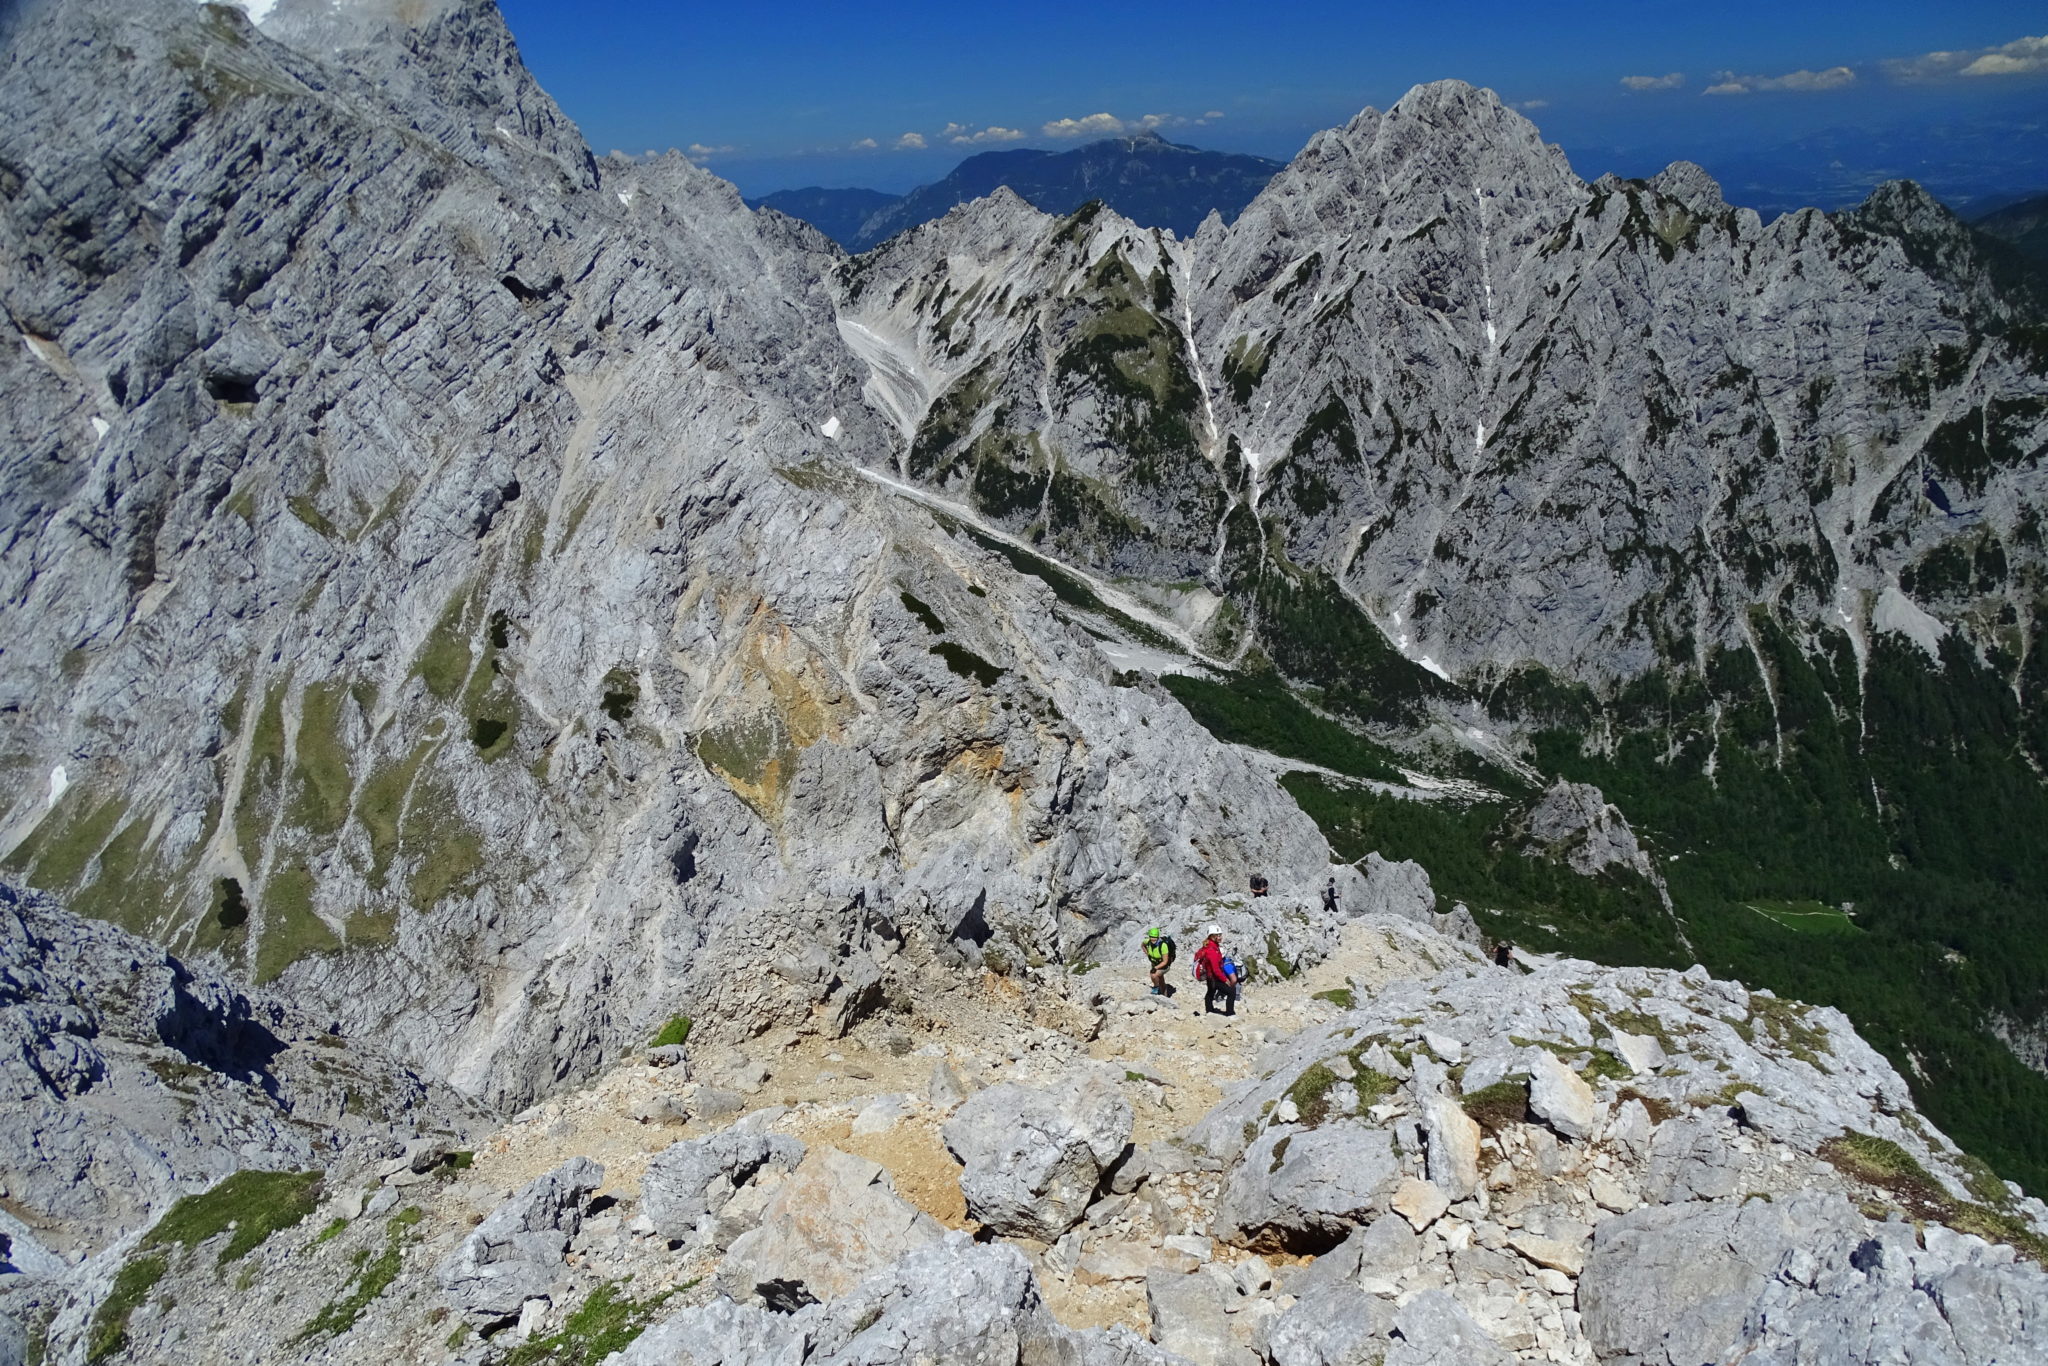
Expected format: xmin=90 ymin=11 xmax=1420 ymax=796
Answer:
xmin=1606 ymin=1028 xmax=1665 ymax=1076
xmin=925 ymin=1060 xmax=974 ymax=1108
xmin=641 ymin=1128 xmax=805 ymax=1241
xmin=1384 ymin=1290 xmax=1515 ymax=1366
xmin=1390 ymin=1177 xmax=1450 ymax=1232
xmin=434 ymin=1157 xmax=603 ymax=1327
xmin=619 ymin=1235 xmax=1181 ymax=1364
xmin=1579 ymin=1191 xmax=2048 ymax=1366
xmin=716 ymin=1147 xmax=943 ymax=1306
xmin=1419 ymin=1094 xmax=1481 ymax=1200
xmin=1506 ymin=1229 xmax=1585 ymax=1275
xmin=1217 ymin=1123 xmax=1399 ymax=1251
xmin=1257 ymin=1283 xmax=1389 ymax=1366
xmin=1525 ymin=1051 xmax=1596 ymax=1140
xmin=943 ymin=1068 xmax=1132 ymax=1239
xmin=1146 ymin=1266 xmax=1258 ymax=1366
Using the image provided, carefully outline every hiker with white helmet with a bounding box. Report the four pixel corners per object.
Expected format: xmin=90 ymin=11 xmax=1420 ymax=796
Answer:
xmin=1193 ymin=924 xmax=1241 ymax=1017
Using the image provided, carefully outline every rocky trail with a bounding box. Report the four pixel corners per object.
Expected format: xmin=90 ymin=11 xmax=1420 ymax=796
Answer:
xmin=14 ymin=888 xmax=2046 ymax=1365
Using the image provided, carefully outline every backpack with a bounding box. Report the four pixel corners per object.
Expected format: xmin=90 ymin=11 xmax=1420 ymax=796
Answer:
xmin=1221 ymin=958 xmax=1240 ymax=983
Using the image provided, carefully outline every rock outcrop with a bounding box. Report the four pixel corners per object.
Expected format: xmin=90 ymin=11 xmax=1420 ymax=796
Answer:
xmin=944 ymin=1067 xmax=1134 ymax=1239
xmin=434 ymin=1155 xmax=603 ymax=1328
xmin=0 ymin=881 xmax=474 ymax=1257
xmin=715 ymin=1147 xmax=943 ymax=1307
xmin=619 ymin=1234 xmax=1180 ymax=1366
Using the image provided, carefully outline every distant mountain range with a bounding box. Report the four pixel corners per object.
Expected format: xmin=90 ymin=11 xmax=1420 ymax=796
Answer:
xmin=751 ymin=131 xmax=1283 ymax=251
xmin=1975 ymin=191 xmax=2048 ymax=272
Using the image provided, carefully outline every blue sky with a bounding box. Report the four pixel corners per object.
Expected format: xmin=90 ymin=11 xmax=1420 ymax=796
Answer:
xmin=496 ymin=2 xmax=2048 ymax=209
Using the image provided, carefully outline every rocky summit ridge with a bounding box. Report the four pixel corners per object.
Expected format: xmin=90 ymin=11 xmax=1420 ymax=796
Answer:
xmin=2 ymin=0 xmax=2047 ymax=1362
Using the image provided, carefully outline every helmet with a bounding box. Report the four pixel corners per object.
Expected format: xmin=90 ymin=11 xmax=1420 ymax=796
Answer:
xmin=1145 ymin=926 xmax=1162 ymax=939
xmin=1206 ymin=923 xmax=1223 ymax=937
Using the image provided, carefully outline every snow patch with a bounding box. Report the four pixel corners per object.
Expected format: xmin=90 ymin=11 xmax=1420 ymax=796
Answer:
xmin=820 ymin=415 xmax=842 ymax=441
xmin=202 ymin=0 xmax=278 ymax=23
xmin=46 ymin=765 xmax=68 ymax=810
xmin=1415 ymin=656 xmax=1452 ymax=682
xmin=90 ymin=417 xmax=109 ymax=440
xmin=616 ymin=189 xmax=636 ymax=208
xmin=1873 ymin=585 xmax=1948 ymax=662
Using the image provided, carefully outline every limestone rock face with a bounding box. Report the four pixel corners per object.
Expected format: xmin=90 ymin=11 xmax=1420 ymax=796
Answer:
xmin=0 ymin=881 xmax=476 ymax=1257
xmin=856 ymin=79 xmax=2048 ymax=700
xmin=1579 ymin=1191 xmax=2048 ymax=1366
xmin=715 ymin=1147 xmax=943 ymax=1306
xmin=943 ymin=1067 xmax=1133 ymax=1240
xmin=433 ymin=1155 xmax=603 ymax=1327
xmin=0 ymin=0 xmax=1359 ymax=1121
xmin=639 ymin=1128 xmax=805 ymax=1243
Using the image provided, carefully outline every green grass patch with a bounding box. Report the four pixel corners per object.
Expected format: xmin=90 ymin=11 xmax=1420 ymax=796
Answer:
xmin=1285 ymin=1062 xmax=1341 ymax=1127
xmin=1311 ymin=988 xmax=1355 ymax=1010
xmin=501 ymin=1279 xmax=691 ymax=1366
xmin=86 ymin=1253 xmax=167 ymax=1364
xmin=403 ymin=788 xmax=485 ymax=909
xmin=1580 ymin=1051 xmax=1632 ymax=1085
xmin=1461 ymin=1078 xmax=1531 ymax=1133
xmin=4 ymin=790 xmax=129 ymax=892
xmin=358 ymin=740 xmax=436 ymax=890
xmin=288 ymin=681 xmax=354 ymax=835
xmin=254 ymin=863 xmax=335 ymax=984
xmin=1160 ymin=671 xmax=1404 ymax=782
xmin=1262 ymin=931 xmax=1296 ymax=981
xmin=145 ymin=1169 xmax=323 ymax=1266
xmin=293 ymin=1207 xmax=421 ymax=1342
xmin=414 ymin=586 xmax=475 ymax=700
xmin=650 ymin=1016 xmax=693 ymax=1049
xmin=1744 ymin=899 xmax=1860 ymax=935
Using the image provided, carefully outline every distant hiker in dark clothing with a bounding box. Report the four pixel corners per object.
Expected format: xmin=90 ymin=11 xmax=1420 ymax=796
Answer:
xmin=1249 ymin=874 xmax=1269 ymax=898
xmin=1322 ymin=877 xmax=1338 ymax=914
xmin=1195 ymin=924 xmax=1239 ymax=1016
xmin=1143 ymin=926 xmax=1176 ymax=995
xmin=1492 ymin=939 xmax=1516 ymax=969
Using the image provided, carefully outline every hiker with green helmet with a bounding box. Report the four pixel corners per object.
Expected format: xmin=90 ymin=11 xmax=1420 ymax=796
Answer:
xmin=1143 ymin=926 xmax=1176 ymax=996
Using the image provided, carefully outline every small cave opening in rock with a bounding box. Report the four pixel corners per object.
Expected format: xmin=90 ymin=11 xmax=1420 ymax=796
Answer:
xmin=203 ymin=372 xmax=259 ymax=405
xmin=470 ymin=717 xmax=507 ymax=752
xmin=670 ymin=834 xmax=699 ymax=884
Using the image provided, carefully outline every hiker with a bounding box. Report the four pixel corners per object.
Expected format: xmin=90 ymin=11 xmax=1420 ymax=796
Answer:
xmin=1249 ymin=874 xmax=1269 ymax=898
xmin=1322 ymin=877 xmax=1338 ymax=914
xmin=1194 ymin=924 xmax=1238 ymax=1017
xmin=1143 ymin=926 xmax=1176 ymax=995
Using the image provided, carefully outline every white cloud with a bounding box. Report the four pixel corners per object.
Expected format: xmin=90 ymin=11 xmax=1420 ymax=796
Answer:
xmin=1964 ymin=36 xmax=2048 ymax=76
xmin=851 ymin=137 xmax=878 ymax=150
xmin=1767 ymin=65 xmax=1856 ymax=90
xmin=1203 ymin=110 xmax=1225 ymax=120
xmin=1620 ymin=72 xmax=1685 ymax=91
xmin=685 ymin=143 xmax=734 ymax=158
xmin=949 ymin=125 xmax=1027 ymax=145
xmin=1043 ymin=112 xmax=1129 ymax=138
xmin=1702 ymin=65 xmax=1856 ymax=95
xmin=1514 ymin=98 xmax=1550 ymax=110
xmin=1887 ymin=35 xmax=2048 ymax=81
xmin=895 ymin=132 xmax=926 ymax=150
